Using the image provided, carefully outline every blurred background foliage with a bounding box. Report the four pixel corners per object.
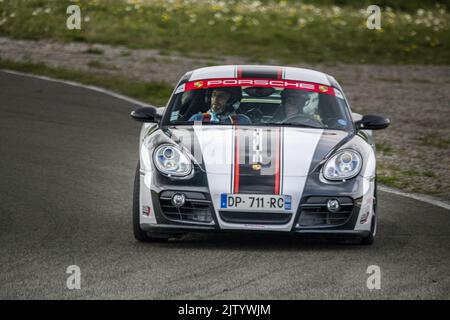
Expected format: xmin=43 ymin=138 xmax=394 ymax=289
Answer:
xmin=0 ymin=0 xmax=449 ymax=64
xmin=268 ymin=0 xmax=450 ymax=12
xmin=1 ymin=0 xmax=449 ymax=196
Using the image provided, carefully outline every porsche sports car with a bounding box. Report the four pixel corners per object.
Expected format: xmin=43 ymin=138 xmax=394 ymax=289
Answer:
xmin=131 ymin=65 xmax=389 ymax=244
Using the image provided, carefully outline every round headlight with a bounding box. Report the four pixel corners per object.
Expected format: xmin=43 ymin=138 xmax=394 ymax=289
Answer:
xmin=153 ymin=144 xmax=192 ymax=177
xmin=323 ymin=149 xmax=362 ymax=181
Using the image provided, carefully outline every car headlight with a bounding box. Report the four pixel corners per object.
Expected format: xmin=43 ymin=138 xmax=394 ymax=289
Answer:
xmin=322 ymin=149 xmax=362 ymax=181
xmin=153 ymin=144 xmax=192 ymax=177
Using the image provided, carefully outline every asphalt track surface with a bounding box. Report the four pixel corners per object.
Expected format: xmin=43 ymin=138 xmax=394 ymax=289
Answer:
xmin=0 ymin=71 xmax=449 ymax=299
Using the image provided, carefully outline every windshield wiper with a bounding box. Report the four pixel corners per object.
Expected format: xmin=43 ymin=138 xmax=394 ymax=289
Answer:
xmin=167 ymin=121 xmax=324 ymax=129
xmin=164 ymin=121 xmax=190 ymax=126
xmin=259 ymin=122 xmax=324 ymax=129
xmin=167 ymin=121 xmax=223 ymax=126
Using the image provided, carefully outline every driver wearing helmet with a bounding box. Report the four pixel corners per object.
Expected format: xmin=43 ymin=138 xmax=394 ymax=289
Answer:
xmin=272 ymin=88 xmax=323 ymax=125
xmin=189 ymin=87 xmax=250 ymax=124
xmin=275 ymin=89 xmax=311 ymax=121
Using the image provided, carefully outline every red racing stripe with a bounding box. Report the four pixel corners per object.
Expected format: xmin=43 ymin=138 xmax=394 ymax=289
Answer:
xmin=234 ymin=127 xmax=240 ymax=193
xmin=236 ymin=66 xmax=243 ymax=79
xmin=277 ymin=68 xmax=283 ymax=80
xmin=274 ymin=128 xmax=281 ymax=195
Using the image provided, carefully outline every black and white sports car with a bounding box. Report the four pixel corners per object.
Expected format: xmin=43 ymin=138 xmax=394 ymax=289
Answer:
xmin=131 ymin=65 xmax=389 ymax=244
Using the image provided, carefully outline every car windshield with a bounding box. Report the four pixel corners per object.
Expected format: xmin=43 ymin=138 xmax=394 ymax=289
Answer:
xmin=163 ymin=78 xmax=353 ymax=131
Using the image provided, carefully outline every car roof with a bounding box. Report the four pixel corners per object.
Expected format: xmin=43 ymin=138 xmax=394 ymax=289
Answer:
xmin=186 ymin=65 xmax=337 ymax=87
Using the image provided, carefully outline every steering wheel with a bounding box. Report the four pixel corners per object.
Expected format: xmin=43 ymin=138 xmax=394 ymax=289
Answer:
xmin=244 ymin=107 xmax=263 ymax=123
xmin=281 ymin=114 xmax=323 ymax=127
xmin=233 ymin=114 xmax=252 ymax=124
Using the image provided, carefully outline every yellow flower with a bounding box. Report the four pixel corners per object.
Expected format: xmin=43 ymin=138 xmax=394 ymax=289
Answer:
xmin=161 ymin=13 xmax=170 ymax=22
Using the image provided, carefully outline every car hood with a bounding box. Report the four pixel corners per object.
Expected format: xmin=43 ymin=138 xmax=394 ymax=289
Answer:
xmin=164 ymin=125 xmax=351 ymax=179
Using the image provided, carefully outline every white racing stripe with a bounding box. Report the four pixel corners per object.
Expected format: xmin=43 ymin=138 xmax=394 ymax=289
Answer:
xmin=192 ymin=125 xmax=235 ymax=228
xmin=283 ymin=66 xmax=330 ymax=85
xmin=2 ymin=68 xmax=448 ymax=211
xmin=193 ymin=126 xmax=324 ymax=231
xmin=189 ymin=65 xmax=236 ymax=81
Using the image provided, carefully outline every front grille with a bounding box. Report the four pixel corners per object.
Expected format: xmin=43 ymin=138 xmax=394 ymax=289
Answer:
xmin=219 ymin=211 xmax=292 ymax=225
xmin=159 ymin=191 xmax=214 ymax=224
xmin=297 ymin=196 xmax=354 ymax=228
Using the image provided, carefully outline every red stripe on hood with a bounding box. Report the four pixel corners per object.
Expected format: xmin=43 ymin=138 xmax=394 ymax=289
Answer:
xmin=274 ymin=128 xmax=281 ymax=195
xmin=233 ymin=127 xmax=240 ymax=193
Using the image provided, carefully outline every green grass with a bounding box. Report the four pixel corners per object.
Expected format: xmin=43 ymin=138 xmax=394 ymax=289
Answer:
xmin=120 ymin=50 xmax=131 ymax=57
xmin=377 ymin=174 xmax=400 ymax=187
xmin=376 ymin=142 xmax=393 ymax=155
xmin=84 ymin=47 xmax=104 ymax=55
xmin=0 ymin=0 xmax=449 ymax=64
xmin=87 ymin=59 xmax=118 ymax=70
xmin=371 ymin=77 xmax=403 ymax=83
xmin=419 ymin=133 xmax=450 ymax=149
xmin=0 ymin=58 xmax=172 ymax=106
xmin=377 ymin=163 xmax=445 ymax=195
xmin=275 ymin=0 xmax=450 ymax=12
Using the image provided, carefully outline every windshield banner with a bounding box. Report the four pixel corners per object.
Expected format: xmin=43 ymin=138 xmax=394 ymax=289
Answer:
xmin=181 ymin=78 xmax=341 ymax=97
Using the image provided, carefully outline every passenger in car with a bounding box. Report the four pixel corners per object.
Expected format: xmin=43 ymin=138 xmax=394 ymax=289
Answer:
xmin=271 ymin=89 xmax=312 ymax=122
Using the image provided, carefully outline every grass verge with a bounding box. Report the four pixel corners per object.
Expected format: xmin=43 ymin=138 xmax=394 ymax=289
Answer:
xmin=0 ymin=58 xmax=172 ymax=106
xmin=418 ymin=133 xmax=450 ymax=149
xmin=377 ymin=163 xmax=445 ymax=196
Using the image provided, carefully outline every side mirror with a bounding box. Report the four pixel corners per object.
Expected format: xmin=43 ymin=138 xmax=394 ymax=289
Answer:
xmin=356 ymin=115 xmax=390 ymax=130
xmin=130 ymin=107 xmax=162 ymax=123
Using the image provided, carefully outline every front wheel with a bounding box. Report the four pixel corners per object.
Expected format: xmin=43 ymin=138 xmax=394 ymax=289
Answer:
xmin=133 ymin=162 xmax=169 ymax=242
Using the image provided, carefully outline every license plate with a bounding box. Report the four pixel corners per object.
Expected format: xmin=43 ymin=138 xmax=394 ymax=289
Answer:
xmin=220 ymin=194 xmax=292 ymax=212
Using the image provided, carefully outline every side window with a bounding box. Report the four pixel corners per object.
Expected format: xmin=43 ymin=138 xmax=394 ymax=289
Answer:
xmin=167 ymin=90 xmax=206 ymax=122
xmin=181 ymin=90 xmax=194 ymax=106
xmin=317 ymin=94 xmax=351 ymax=129
xmin=168 ymin=93 xmax=183 ymax=122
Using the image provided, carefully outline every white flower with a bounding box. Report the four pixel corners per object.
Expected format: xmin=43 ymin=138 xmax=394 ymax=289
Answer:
xmin=331 ymin=6 xmax=341 ymax=15
xmin=297 ymin=18 xmax=306 ymax=25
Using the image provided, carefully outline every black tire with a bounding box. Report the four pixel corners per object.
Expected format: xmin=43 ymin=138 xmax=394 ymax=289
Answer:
xmin=133 ymin=162 xmax=169 ymax=242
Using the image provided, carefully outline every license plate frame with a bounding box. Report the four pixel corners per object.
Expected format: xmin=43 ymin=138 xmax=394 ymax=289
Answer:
xmin=220 ymin=194 xmax=292 ymax=212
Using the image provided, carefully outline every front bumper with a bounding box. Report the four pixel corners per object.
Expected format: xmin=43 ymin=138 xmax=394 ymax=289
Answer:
xmin=141 ymin=223 xmax=370 ymax=238
xmin=140 ymin=187 xmax=370 ymax=236
xmin=139 ymin=161 xmax=375 ymax=236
